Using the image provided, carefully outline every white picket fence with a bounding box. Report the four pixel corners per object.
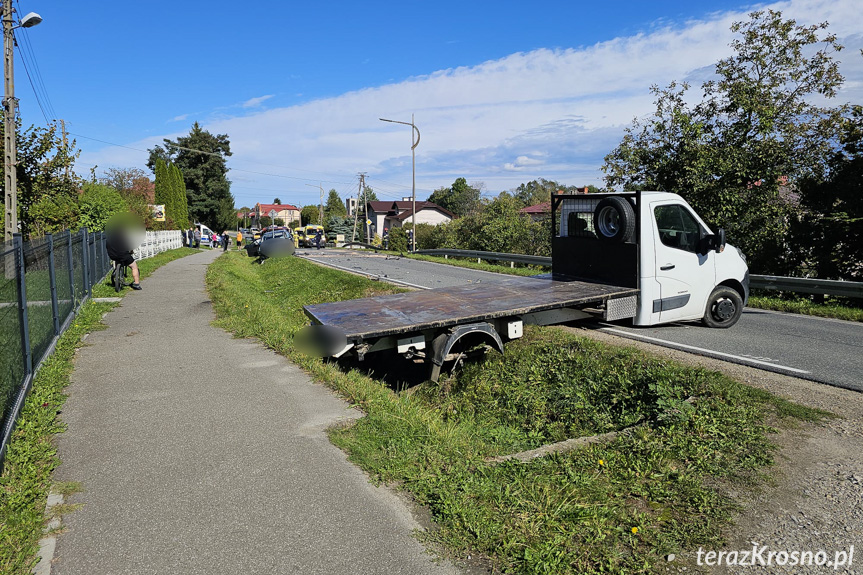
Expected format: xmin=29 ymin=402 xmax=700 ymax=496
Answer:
xmin=133 ymin=230 xmax=183 ymax=261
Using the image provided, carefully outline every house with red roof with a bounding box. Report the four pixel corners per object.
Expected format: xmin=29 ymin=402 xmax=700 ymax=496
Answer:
xmin=253 ymin=202 xmax=300 ymax=226
xmin=366 ymin=200 xmax=455 ymax=233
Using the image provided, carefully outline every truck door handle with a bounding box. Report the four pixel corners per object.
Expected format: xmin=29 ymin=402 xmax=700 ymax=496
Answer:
xmin=660 ymin=264 xmax=675 ymax=270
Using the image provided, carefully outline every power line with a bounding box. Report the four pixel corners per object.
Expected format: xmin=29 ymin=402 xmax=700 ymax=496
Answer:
xmin=67 ymin=132 xmax=357 ymax=186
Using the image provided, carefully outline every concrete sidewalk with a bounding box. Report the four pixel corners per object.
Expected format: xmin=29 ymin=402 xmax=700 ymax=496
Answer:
xmin=52 ymin=249 xmax=461 ymax=575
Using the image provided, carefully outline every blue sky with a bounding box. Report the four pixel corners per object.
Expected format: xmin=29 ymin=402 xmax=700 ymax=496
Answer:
xmin=12 ymin=0 xmax=863 ymax=208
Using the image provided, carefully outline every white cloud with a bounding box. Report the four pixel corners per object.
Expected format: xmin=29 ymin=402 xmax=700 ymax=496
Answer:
xmin=85 ymin=0 xmax=863 ymax=207
xmin=170 ymin=114 xmax=189 ymax=122
xmin=242 ymin=95 xmax=275 ymax=108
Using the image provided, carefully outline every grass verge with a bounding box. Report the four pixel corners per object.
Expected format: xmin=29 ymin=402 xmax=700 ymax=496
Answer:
xmin=748 ymin=295 xmax=863 ymax=322
xmin=206 ymin=252 xmax=827 ymax=574
xmin=0 ymin=301 xmax=112 ymax=574
xmin=0 ymin=247 xmax=197 ymax=574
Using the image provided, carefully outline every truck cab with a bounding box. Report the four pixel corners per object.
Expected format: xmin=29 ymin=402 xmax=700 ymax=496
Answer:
xmin=555 ymin=191 xmax=748 ymax=328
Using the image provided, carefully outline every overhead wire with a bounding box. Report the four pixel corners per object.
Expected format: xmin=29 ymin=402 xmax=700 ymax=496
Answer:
xmin=67 ymin=132 xmax=357 ymax=187
xmin=13 ymin=0 xmax=57 ymax=122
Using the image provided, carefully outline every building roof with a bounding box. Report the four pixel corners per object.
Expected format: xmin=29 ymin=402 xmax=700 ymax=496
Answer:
xmin=368 ymin=200 xmax=455 ymax=219
xmin=520 ymin=202 xmax=551 ymax=215
xmin=256 ymin=203 xmax=299 ymax=214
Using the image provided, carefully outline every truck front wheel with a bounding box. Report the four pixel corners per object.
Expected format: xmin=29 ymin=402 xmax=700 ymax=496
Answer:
xmin=702 ymin=286 xmax=743 ymax=328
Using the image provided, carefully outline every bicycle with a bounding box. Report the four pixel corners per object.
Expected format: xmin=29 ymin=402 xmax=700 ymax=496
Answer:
xmin=112 ymin=260 xmax=131 ymax=292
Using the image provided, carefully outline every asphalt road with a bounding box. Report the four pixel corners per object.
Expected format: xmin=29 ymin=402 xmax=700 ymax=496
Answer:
xmin=299 ymin=249 xmax=863 ymax=392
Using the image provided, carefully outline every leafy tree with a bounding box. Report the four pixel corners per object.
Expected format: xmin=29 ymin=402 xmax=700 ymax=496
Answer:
xmin=147 ymin=121 xmax=234 ymax=229
xmin=791 ymin=106 xmax=863 ymax=281
xmin=76 ymin=183 xmax=128 ymax=232
xmin=28 ymin=194 xmax=79 ymax=236
xmin=427 ymin=177 xmax=481 ymax=217
xmin=273 ymin=198 xmax=282 ymax=204
xmin=170 ymin=163 xmax=190 ymax=228
xmin=1 ymin=119 xmax=80 ymax=238
xmin=324 ymin=189 xmax=347 ymax=218
xmin=301 ymin=205 xmax=321 ymax=225
xmin=602 ymin=10 xmax=846 ymax=273
xmin=388 ymin=227 xmax=408 ymax=252
xmin=509 ymin=178 xmax=583 ymax=207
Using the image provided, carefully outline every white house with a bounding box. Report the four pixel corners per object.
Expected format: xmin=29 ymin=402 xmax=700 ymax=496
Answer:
xmin=366 ymin=200 xmax=455 ymax=234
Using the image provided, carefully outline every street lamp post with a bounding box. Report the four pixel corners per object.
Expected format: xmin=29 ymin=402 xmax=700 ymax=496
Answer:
xmin=3 ymin=7 xmax=42 ymax=242
xmin=379 ymin=115 xmax=420 ymax=252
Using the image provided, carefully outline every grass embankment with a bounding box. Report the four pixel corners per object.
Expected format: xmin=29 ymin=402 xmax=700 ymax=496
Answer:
xmin=207 ymin=252 xmax=826 ymax=574
xmin=0 ymin=247 xmax=198 ymax=574
xmin=748 ymin=294 xmax=863 ymax=322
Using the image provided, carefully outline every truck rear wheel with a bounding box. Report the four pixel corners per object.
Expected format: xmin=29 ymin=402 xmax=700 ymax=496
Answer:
xmin=593 ymin=196 xmax=635 ymax=243
xmin=702 ymin=286 xmax=743 ymax=328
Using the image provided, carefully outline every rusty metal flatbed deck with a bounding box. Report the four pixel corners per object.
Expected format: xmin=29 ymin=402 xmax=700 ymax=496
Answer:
xmin=304 ymin=275 xmax=637 ymax=341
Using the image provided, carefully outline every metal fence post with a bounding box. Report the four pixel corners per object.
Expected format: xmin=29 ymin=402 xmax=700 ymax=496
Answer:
xmin=13 ymin=234 xmax=32 ymax=378
xmin=81 ymin=228 xmax=90 ymax=298
xmin=47 ymin=233 xmax=60 ymax=336
xmin=67 ymin=229 xmax=76 ymax=310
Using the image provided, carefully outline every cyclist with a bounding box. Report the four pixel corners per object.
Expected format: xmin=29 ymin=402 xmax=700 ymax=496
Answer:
xmin=105 ymin=216 xmax=143 ymax=290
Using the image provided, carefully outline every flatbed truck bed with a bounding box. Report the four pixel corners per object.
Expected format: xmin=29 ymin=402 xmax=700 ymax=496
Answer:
xmin=305 ymin=275 xmax=637 ymax=341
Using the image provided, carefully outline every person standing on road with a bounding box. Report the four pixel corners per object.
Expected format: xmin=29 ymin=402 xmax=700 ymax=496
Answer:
xmin=236 ymin=230 xmax=243 ymax=250
xmin=221 ymin=231 xmax=229 ymax=252
xmin=187 ymin=227 xmax=194 ymax=248
xmin=211 ymin=232 xmax=219 ymax=249
xmin=194 ymin=227 xmax=201 ymax=248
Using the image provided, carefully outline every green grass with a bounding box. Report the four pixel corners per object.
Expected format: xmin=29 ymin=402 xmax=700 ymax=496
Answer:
xmin=0 ymin=247 xmax=197 ymax=574
xmin=748 ymin=295 xmax=863 ymax=322
xmin=407 ymin=253 xmax=547 ymax=277
xmin=206 ymin=251 xmax=826 ymax=574
xmin=0 ymin=301 xmax=113 ymax=574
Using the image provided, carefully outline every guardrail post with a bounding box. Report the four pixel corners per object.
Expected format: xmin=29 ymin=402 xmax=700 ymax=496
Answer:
xmin=47 ymin=233 xmax=61 ymax=336
xmin=13 ymin=234 xmax=32 ymax=378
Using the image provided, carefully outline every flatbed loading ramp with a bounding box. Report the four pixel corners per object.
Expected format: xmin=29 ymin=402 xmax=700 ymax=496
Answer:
xmin=304 ymin=275 xmax=638 ymax=380
xmin=305 ymin=275 xmax=637 ymax=340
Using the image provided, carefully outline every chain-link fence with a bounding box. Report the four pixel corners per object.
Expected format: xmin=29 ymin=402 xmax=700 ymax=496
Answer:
xmin=0 ymin=228 xmax=181 ymax=466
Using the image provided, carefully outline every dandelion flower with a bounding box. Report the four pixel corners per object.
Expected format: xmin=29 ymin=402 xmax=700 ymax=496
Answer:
xmin=598 ymin=460 xmax=604 ymax=466
xmin=631 ymin=527 xmax=639 ymax=534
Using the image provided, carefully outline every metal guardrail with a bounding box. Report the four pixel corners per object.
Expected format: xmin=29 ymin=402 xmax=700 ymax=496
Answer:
xmin=417 ymin=248 xmax=552 ymax=267
xmin=749 ymin=275 xmax=863 ymax=299
xmin=416 ymin=248 xmax=863 ymax=298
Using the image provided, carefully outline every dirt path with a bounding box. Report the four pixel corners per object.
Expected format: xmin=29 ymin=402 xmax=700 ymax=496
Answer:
xmin=573 ymin=326 xmax=863 ymax=575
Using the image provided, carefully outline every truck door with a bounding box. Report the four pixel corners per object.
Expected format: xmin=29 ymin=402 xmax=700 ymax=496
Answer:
xmin=651 ymin=202 xmax=715 ymax=323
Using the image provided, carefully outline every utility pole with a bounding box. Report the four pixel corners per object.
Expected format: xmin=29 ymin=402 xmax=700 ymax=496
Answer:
xmin=3 ymin=0 xmax=17 ymax=242
xmin=360 ymin=173 xmax=370 ymax=242
xmin=351 ymin=173 xmax=366 ymax=243
xmin=3 ymin=6 xmax=40 ymax=242
xmin=305 ymin=182 xmax=325 ymax=224
xmin=60 ymin=119 xmax=69 ymax=179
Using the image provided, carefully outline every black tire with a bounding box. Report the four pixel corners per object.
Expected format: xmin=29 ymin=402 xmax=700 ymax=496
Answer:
xmin=702 ymin=286 xmax=743 ymax=328
xmin=593 ymin=196 xmax=636 ymax=243
xmin=113 ymin=264 xmax=123 ymax=292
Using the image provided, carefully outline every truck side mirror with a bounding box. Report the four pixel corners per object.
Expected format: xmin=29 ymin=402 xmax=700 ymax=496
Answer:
xmin=713 ymin=228 xmax=726 ymax=253
xmin=699 ymin=228 xmax=727 ymax=255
